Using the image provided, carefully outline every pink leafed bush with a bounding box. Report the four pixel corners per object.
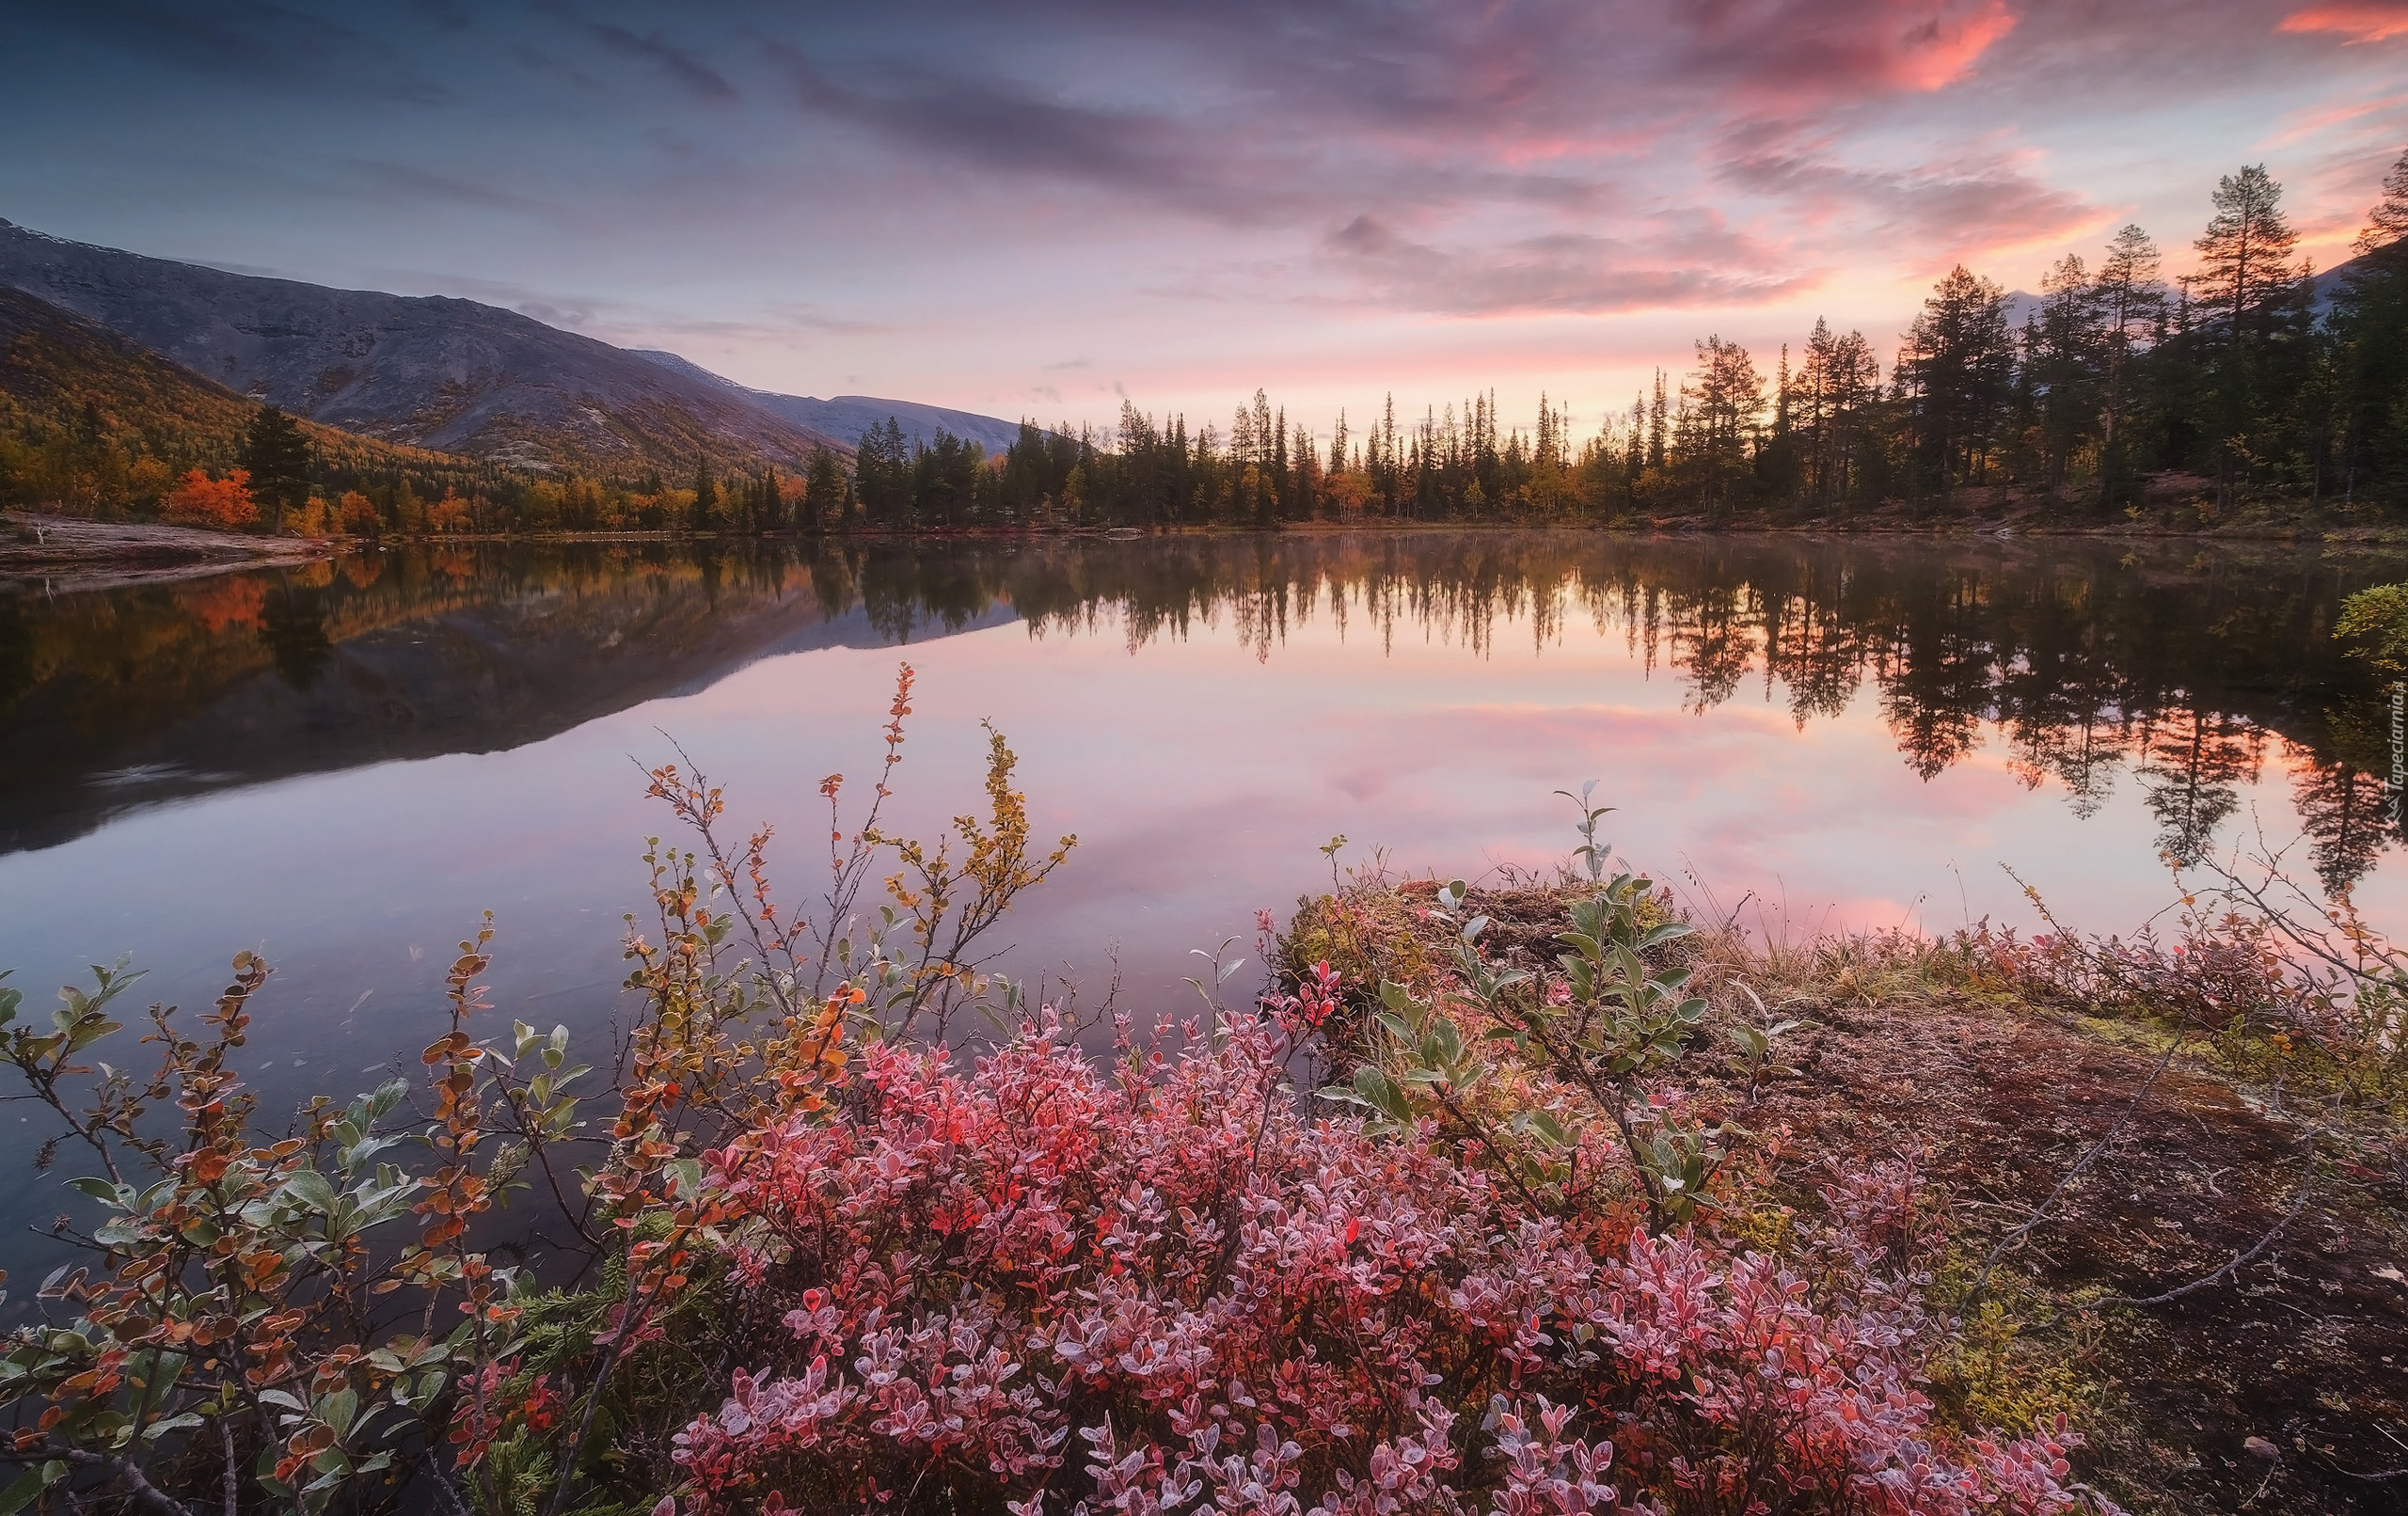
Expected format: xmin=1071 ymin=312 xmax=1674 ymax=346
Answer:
xmin=666 ymin=1006 xmax=2110 ymax=1515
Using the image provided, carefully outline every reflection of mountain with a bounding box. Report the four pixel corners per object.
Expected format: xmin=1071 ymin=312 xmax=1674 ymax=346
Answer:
xmin=0 ymin=544 xmax=1015 ymax=854
xmin=6 ymin=531 xmax=2404 ymax=887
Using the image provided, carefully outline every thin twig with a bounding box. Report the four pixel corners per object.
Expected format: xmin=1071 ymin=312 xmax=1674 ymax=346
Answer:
xmin=2097 ymin=1176 xmax=2316 ymax=1308
xmin=1971 ymin=1034 xmax=2181 ymax=1301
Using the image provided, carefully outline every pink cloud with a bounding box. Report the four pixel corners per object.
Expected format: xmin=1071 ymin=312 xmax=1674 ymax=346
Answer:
xmin=1674 ymin=0 xmax=2022 ymax=108
xmin=2278 ymin=3 xmax=2408 ymax=41
xmin=1891 ymin=0 xmax=2022 ymax=89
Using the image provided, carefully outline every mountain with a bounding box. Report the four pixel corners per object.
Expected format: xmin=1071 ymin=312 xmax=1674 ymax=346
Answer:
xmin=630 ymin=349 xmax=1027 ymax=454
xmin=1995 ymin=253 xmax=2370 ymax=335
xmin=0 ymin=283 xmax=485 ymax=483
xmin=0 ymin=220 xmax=848 ymax=475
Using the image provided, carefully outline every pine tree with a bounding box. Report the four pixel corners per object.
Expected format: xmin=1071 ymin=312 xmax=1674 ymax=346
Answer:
xmin=2025 ymin=254 xmax=2103 ymax=496
xmin=1646 ymin=371 xmax=1668 ymax=473
xmin=1899 ymin=266 xmax=2014 ymax=491
xmin=2194 ymin=165 xmax=2298 ymax=344
xmin=2191 ymin=166 xmax=2302 ymax=507
xmin=2335 ymin=149 xmax=2408 ymax=505
xmin=2091 ymin=225 xmax=2164 ymax=510
xmin=1680 ymin=337 xmax=1765 ymax=518
xmin=238 ymin=405 xmax=313 ymax=527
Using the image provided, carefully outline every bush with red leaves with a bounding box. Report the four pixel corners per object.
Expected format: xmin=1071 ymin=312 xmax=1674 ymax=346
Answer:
xmin=667 ymin=1007 xmax=2111 ymax=1515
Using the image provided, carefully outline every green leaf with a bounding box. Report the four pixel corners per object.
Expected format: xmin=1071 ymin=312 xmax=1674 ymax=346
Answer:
xmin=283 ymin=1170 xmax=338 ymax=1212
xmin=1351 ymin=1066 xmax=1413 ymax=1124
xmin=0 ymin=1466 xmax=49 ymax=1516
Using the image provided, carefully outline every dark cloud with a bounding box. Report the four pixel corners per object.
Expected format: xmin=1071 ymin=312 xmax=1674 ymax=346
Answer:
xmin=765 ymin=41 xmax=1283 ymax=220
xmin=578 ymin=21 xmax=738 ymax=103
xmin=1720 ymin=137 xmax=2099 ymax=256
xmin=17 ymin=0 xmax=453 ymax=102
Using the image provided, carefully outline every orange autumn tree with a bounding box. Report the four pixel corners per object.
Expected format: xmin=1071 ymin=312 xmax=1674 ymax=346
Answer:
xmin=161 ymin=466 xmax=259 ymax=529
xmin=338 ymin=489 xmax=383 ymax=534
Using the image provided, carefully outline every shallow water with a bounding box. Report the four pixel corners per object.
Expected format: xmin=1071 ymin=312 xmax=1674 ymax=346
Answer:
xmin=2 ymin=529 xmax=2404 ymax=1270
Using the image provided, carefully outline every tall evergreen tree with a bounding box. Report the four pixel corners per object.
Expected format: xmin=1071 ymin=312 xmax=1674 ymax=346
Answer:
xmin=2190 ymin=165 xmax=2301 ymax=507
xmin=2091 ymin=225 xmax=2165 ymax=510
xmin=2334 ymin=150 xmax=2408 ymax=506
xmin=1899 ymin=266 xmax=2014 ymax=492
xmin=238 ymin=405 xmax=313 ymax=525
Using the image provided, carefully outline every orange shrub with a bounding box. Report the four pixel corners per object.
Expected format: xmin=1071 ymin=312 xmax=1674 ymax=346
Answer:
xmin=160 ymin=467 xmax=258 ymax=529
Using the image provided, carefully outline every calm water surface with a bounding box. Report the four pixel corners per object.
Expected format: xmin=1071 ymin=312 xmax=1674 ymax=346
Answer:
xmin=3 ymin=528 xmax=2405 ymax=1249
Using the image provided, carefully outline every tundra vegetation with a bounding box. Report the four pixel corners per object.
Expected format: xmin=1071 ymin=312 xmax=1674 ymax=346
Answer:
xmin=3 ymin=665 xmax=2404 ymax=1515
xmin=8 ymin=154 xmax=2408 ymax=535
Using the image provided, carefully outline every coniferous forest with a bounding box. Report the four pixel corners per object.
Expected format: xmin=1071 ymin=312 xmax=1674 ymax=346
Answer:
xmin=6 ymin=154 xmax=2407 ymax=535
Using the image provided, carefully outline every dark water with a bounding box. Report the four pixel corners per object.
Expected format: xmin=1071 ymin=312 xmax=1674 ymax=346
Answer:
xmin=1 ymin=529 xmax=2404 ymax=1265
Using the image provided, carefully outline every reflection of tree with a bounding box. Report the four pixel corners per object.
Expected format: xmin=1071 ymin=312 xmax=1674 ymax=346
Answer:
xmin=0 ymin=595 xmax=33 ymax=714
xmin=2136 ymin=703 xmax=2262 ymax=865
xmin=258 ymin=585 xmax=331 ymax=692
xmin=15 ymin=529 xmax=2408 ymax=887
xmin=2005 ymin=712 xmax=2125 ymax=819
xmin=1875 ymin=574 xmax=1994 ymax=780
xmin=1676 ymin=585 xmax=1754 ymax=713
xmin=1997 ymin=576 xmax=2128 ymax=818
xmin=1764 ymin=591 xmax=1862 ymax=724
xmin=2290 ymin=703 xmax=2398 ymax=894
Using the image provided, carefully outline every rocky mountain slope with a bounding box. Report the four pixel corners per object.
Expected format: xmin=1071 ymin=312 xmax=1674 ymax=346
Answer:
xmin=631 ymin=349 xmax=1026 ymax=453
xmin=1 ymin=283 xmax=491 ymax=482
xmin=0 ymin=220 xmax=849 ymax=474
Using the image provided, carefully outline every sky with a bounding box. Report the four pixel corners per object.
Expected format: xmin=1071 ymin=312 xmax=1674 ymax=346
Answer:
xmin=5 ymin=0 xmax=2405 ymax=437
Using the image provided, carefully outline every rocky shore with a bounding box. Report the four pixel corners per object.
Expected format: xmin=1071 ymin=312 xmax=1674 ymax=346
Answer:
xmin=1 ymin=511 xmax=343 ymax=590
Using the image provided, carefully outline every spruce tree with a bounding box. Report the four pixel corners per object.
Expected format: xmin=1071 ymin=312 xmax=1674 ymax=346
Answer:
xmin=238 ymin=405 xmax=313 ymax=525
xmin=1899 ymin=266 xmax=2014 ymax=491
xmin=2091 ymin=225 xmax=2165 ymax=510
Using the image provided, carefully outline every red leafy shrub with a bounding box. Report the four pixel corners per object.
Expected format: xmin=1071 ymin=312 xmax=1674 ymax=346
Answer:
xmin=1960 ymin=913 xmax=2323 ymax=1044
xmin=670 ymin=1009 xmax=2110 ymax=1515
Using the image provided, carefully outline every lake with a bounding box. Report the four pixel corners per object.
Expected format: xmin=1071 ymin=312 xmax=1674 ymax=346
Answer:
xmin=2 ymin=529 xmax=2404 ymax=1256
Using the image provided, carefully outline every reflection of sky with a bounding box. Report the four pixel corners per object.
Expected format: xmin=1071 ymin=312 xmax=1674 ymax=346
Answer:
xmin=8 ymin=587 xmax=2398 ymax=1101
xmin=2 ymin=569 xmax=2400 ymax=1287
xmin=4 ymin=2 xmax=2402 ymax=432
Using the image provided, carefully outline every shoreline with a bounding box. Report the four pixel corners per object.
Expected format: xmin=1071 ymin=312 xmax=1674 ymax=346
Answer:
xmin=8 ymin=507 xmax=2407 ymax=594
xmin=1 ymin=511 xmax=344 ymax=589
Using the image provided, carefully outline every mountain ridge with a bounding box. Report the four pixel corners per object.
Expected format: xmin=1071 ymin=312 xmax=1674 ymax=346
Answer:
xmin=0 ymin=219 xmax=852 ymax=475
xmin=626 ymin=349 xmax=1027 ymax=454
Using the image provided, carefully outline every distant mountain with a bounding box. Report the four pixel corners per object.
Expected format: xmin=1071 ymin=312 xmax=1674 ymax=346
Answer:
xmin=0 ymin=220 xmax=849 ymax=475
xmin=630 ymin=349 xmax=1027 ymax=454
xmin=1995 ymin=253 xmax=2368 ymax=336
xmin=0 ymin=284 xmax=480 ymax=480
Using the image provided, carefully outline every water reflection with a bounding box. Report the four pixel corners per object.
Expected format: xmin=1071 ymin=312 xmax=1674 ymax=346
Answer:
xmin=6 ymin=531 xmax=2401 ymax=892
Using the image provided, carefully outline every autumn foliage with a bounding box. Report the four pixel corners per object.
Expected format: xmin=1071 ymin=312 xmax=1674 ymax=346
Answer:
xmin=667 ymin=1010 xmax=2101 ymax=1515
xmin=159 ymin=466 xmax=258 ymax=529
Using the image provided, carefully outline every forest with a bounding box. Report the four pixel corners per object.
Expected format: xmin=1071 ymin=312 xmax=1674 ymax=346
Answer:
xmin=6 ymin=152 xmax=2406 ymax=534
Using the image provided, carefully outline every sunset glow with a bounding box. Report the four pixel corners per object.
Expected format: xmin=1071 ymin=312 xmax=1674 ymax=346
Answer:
xmin=6 ymin=1 xmax=2400 ymax=436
